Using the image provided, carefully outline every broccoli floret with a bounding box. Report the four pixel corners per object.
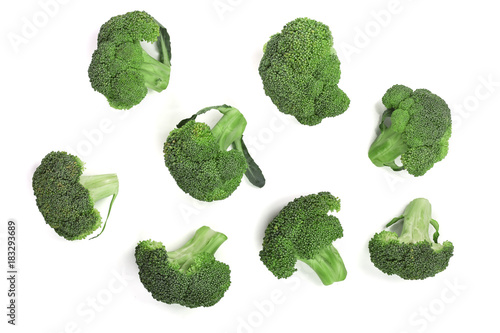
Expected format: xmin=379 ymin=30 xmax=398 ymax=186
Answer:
xmin=163 ymin=105 xmax=265 ymax=202
xmin=135 ymin=226 xmax=231 ymax=308
xmin=258 ymin=17 xmax=350 ymax=126
xmin=88 ymin=11 xmax=171 ymax=109
xmin=259 ymin=192 xmax=347 ymax=285
xmin=368 ymin=198 xmax=454 ymax=280
xmin=32 ymin=151 xmax=119 ymax=240
xmin=368 ymin=85 xmax=452 ymax=176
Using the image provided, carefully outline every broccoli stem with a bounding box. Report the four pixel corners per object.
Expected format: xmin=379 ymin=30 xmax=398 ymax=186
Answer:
xmin=398 ymin=198 xmax=433 ymax=244
xmin=368 ymin=125 xmax=407 ymax=170
xmin=79 ymin=174 xmax=119 ymax=202
xmin=79 ymin=174 xmax=119 ymax=239
xmin=299 ymin=244 xmax=347 ymax=285
xmin=210 ymin=106 xmax=247 ymax=151
xmin=208 ymin=105 xmax=266 ymax=187
xmin=166 ymin=226 xmax=227 ymax=272
xmin=140 ymin=48 xmax=171 ymax=92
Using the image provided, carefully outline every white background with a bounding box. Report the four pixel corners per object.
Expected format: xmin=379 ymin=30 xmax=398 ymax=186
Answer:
xmin=1 ymin=0 xmax=499 ymax=332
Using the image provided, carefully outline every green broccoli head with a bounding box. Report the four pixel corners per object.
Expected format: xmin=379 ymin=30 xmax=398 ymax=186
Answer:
xmin=368 ymin=198 xmax=454 ymax=280
xmin=135 ymin=226 xmax=231 ymax=308
xmin=32 ymin=151 xmax=119 ymax=240
xmin=88 ymin=11 xmax=171 ymax=110
xmin=163 ymin=105 xmax=265 ymax=202
xmin=259 ymin=192 xmax=347 ymax=285
xmin=368 ymin=84 xmax=452 ymax=176
xmin=258 ymin=17 xmax=350 ymax=126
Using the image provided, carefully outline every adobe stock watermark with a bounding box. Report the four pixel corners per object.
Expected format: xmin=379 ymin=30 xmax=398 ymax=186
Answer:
xmin=53 ymin=268 xmax=135 ymax=333
xmin=244 ymin=115 xmax=290 ymax=158
xmin=212 ymin=0 xmax=245 ymax=21
xmin=178 ymin=199 xmax=211 ymax=225
xmin=64 ymin=111 xmax=130 ymax=159
xmin=235 ymin=276 xmax=301 ymax=333
xmin=451 ymin=74 xmax=499 ymax=130
xmin=338 ymin=0 xmax=416 ymax=64
xmin=7 ymin=0 xmax=73 ymax=53
xmin=383 ymin=170 xmax=408 ymax=193
xmin=399 ymin=278 xmax=467 ymax=333
xmin=177 ymin=115 xmax=290 ymax=225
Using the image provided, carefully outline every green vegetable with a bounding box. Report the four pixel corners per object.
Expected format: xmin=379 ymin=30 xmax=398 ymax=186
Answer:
xmin=368 ymin=198 xmax=454 ymax=280
xmin=32 ymin=151 xmax=119 ymax=240
xmin=258 ymin=17 xmax=350 ymax=125
xmin=163 ymin=104 xmax=265 ymax=202
xmin=135 ymin=226 xmax=231 ymax=308
xmin=368 ymin=85 xmax=452 ymax=176
xmin=260 ymin=192 xmax=347 ymax=285
xmin=88 ymin=10 xmax=171 ymax=109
